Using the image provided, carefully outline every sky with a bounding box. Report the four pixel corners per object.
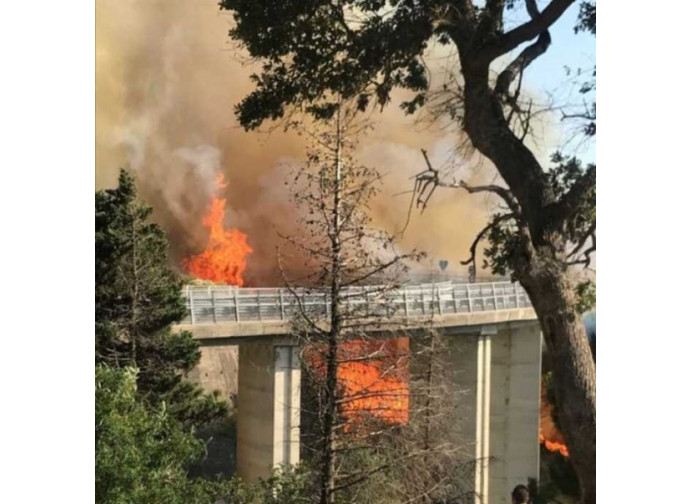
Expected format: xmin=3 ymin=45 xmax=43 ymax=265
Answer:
xmin=510 ymin=3 xmax=596 ymax=163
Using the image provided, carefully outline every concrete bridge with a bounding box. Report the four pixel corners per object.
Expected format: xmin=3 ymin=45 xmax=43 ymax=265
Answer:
xmin=176 ymin=281 xmax=542 ymax=503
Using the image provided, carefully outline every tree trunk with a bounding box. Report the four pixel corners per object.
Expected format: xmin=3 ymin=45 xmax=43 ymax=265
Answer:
xmin=319 ymin=108 xmax=344 ymax=504
xmin=460 ymin=61 xmax=596 ymax=503
xmin=521 ymin=268 xmax=596 ymax=504
xmin=320 ymin=328 xmax=338 ymax=504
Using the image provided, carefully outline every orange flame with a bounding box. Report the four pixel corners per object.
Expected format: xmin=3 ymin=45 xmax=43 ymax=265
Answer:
xmin=539 ymin=378 xmax=570 ymax=457
xmin=182 ymin=174 xmax=253 ymax=286
xmin=539 ymin=433 xmax=570 ymax=457
xmin=306 ymin=337 xmax=410 ymax=431
xmin=338 ymin=338 xmax=409 ymax=427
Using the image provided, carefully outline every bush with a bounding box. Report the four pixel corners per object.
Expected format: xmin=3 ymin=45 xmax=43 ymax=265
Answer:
xmin=95 ymin=365 xmax=233 ymax=503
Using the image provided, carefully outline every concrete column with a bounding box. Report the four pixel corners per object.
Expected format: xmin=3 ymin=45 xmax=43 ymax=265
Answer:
xmin=237 ymin=341 xmax=301 ymax=481
xmin=187 ymin=344 xmax=239 ymax=407
xmin=475 ymin=326 xmax=494 ymax=504
xmin=450 ymin=322 xmax=541 ymax=504
xmin=448 ymin=327 xmax=493 ymax=504
xmin=488 ymin=322 xmax=542 ymax=503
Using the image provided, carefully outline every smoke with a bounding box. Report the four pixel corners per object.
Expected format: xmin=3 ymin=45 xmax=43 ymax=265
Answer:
xmin=95 ymin=0 xmax=506 ymax=285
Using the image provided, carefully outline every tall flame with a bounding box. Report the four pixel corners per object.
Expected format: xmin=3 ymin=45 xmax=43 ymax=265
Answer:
xmin=539 ymin=378 xmax=570 ymax=457
xmin=182 ymin=174 xmax=253 ymax=286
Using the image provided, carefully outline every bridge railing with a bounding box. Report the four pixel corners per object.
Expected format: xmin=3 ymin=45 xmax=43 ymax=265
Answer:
xmin=181 ymin=281 xmax=532 ymax=325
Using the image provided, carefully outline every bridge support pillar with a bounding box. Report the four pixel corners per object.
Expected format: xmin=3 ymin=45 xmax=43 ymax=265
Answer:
xmin=488 ymin=322 xmax=542 ymax=503
xmin=450 ymin=321 xmax=541 ymax=504
xmin=236 ymin=341 xmax=301 ymax=481
xmin=448 ymin=326 xmax=493 ymax=503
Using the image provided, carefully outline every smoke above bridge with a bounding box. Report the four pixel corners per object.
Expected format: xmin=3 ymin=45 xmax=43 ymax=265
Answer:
xmin=95 ymin=0 xmax=504 ymax=287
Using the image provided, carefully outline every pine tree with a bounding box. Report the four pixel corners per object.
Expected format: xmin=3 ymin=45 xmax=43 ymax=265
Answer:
xmin=95 ymin=365 xmax=237 ymax=504
xmin=95 ymin=169 xmax=227 ymax=427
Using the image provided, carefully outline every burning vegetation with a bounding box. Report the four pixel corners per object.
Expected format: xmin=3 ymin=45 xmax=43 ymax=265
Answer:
xmin=540 ymin=378 xmax=570 ymax=457
xmin=338 ymin=338 xmax=410 ymax=428
xmin=182 ymin=174 xmax=253 ymax=286
xmin=306 ymin=337 xmax=411 ymax=432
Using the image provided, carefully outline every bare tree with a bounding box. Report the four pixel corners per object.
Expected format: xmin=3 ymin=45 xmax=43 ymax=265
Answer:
xmin=278 ymin=107 xmax=471 ymax=504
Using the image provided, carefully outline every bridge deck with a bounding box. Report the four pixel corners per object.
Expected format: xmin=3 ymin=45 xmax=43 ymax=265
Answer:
xmin=179 ymin=281 xmax=536 ymax=338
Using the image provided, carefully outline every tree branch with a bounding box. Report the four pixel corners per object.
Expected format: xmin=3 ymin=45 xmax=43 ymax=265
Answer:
xmin=494 ymin=0 xmax=551 ymax=100
xmin=566 ymin=222 xmax=595 ymax=259
xmin=460 ymin=213 xmax=515 ymax=271
xmin=566 ymin=231 xmax=595 ymax=268
xmin=482 ymin=0 xmax=576 ymax=61
xmin=550 ymin=166 xmax=595 ymax=224
xmin=414 ymin=149 xmax=521 ymax=216
xmin=476 ymin=0 xmax=505 ymax=37
xmin=494 ymin=31 xmax=551 ymax=97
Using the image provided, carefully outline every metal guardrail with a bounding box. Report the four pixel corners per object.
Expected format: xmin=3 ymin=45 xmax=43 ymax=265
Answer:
xmin=181 ymin=281 xmax=532 ymax=325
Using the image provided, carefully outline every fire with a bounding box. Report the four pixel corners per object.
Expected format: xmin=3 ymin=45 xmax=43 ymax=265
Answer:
xmin=539 ymin=433 xmax=570 ymax=457
xmin=306 ymin=337 xmax=410 ymax=430
xmin=338 ymin=338 xmax=409 ymax=427
xmin=539 ymin=378 xmax=569 ymax=457
xmin=182 ymin=174 xmax=253 ymax=286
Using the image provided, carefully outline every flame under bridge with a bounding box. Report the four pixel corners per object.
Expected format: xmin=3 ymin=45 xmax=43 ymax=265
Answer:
xmin=175 ymin=281 xmax=542 ymax=503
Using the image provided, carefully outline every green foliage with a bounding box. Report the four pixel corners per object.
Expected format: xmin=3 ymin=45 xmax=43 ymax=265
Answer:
xmin=575 ymin=1 xmax=596 ymax=35
xmin=548 ymin=152 xmax=596 ymax=241
xmin=574 ymin=280 xmax=596 ymax=314
xmin=221 ymin=1 xmax=594 ymax=131
xmin=252 ymin=465 xmax=314 ymax=504
xmin=482 ymin=216 xmax=528 ymax=279
xmin=95 ymin=170 xmax=227 ymax=427
xmin=96 ymin=170 xmax=187 ymax=341
xmin=482 ymin=153 xmax=596 ymax=280
xmin=219 ymin=0 xmax=433 ymax=129
xmin=96 ymin=365 xmax=315 ymax=503
xmin=95 ymin=365 xmax=235 ymax=504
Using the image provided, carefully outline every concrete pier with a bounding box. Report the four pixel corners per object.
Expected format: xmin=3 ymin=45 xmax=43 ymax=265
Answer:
xmin=448 ymin=321 xmax=541 ymax=503
xmin=488 ymin=322 xmax=542 ymax=503
xmin=187 ymin=344 xmax=238 ymax=407
xmin=236 ymin=341 xmax=301 ymax=481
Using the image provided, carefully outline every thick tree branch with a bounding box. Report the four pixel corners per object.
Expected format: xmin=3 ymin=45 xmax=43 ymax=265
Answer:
xmin=482 ymin=0 xmax=575 ymax=61
xmin=494 ymin=31 xmax=551 ymax=97
xmin=525 ymin=0 xmax=541 ymax=19
xmin=566 ymin=234 xmax=595 ymax=268
xmin=495 ymin=0 xmax=551 ymax=99
xmin=477 ymin=0 xmax=505 ymax=36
